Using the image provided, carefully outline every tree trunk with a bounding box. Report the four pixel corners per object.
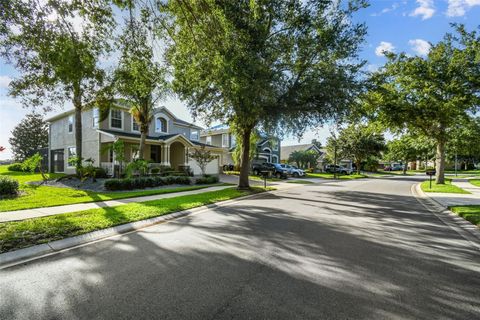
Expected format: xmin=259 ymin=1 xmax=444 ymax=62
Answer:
xmin=356 ymin=160 xmax=361 ymax=175
xmin=238 ymin=127 xmax=252 ymax=190
xmin=139 ymin=128 xmax=147 ymax=160
xmin=403 ymin=160 xmax=407 ymax=175
xmin=435 ymin=139 xmax=446 ymax=184
xmin=73 ymin=89 xmax=82 ymax=173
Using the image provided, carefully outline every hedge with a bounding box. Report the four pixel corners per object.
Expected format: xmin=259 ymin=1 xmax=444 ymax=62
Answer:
xmin=0 ymin=176 xmax=19 ymax=195
xmin=7 ymin=163 xmax=25 ymax=172
xmin=104 ymin=175 xmax=191 ymax=191
xmin=195 ymin=175 xmax=219 ymax=185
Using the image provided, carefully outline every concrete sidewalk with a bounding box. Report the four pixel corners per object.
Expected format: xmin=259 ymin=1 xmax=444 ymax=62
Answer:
xmin=0 ymin=185 xmax=232 ymax=223
xmin=423 ymin=178 xmax=480 ymax=207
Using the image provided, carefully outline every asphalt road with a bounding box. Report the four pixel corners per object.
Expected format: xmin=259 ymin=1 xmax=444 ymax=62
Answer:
xmin=1 ymin=176 xmax=479 ymax=319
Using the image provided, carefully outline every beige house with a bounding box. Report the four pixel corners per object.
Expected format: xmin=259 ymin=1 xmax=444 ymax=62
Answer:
xmin=47 ymin=104 xmax=223 ymax=176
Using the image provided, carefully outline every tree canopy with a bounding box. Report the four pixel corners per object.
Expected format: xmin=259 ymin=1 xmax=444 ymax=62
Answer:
xmin=366 ymin=25 xmax=480 ymax=183
xmin=9 ymin=112 xmax=48 ymax=162
xmin=156 ymin=0 xmax=367 ymax=188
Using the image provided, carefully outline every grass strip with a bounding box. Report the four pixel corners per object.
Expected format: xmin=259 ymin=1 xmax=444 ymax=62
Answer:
xmin=0 ymin=187 xmax=267 ymax=253
xmin=287 ymin=180 xmax=315 ymax=184
xmin=305 ymin=173 xmax=367 ymax=179
xmin=420 ymin=179 xmax=470 ymax=194
xmin=449 ymin=206 xmax=480 ymax=227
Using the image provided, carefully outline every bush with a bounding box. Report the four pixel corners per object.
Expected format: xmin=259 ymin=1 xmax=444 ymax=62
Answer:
xmin=195 ymin=175 xmax=219 ymax=185
xmin=7 ymin=163 xmax=25 ymax=172
xmin=104 ymin=175 xmax=191 ymax=191
xmin=94 ymin=167 xmax=108 ymax=179
xmin=0 ymin=176 xmax=19 ymax=196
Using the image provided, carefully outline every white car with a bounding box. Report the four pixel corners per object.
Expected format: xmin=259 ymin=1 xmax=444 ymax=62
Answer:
xmin=280 ymin=164 xmax=305 ymax=178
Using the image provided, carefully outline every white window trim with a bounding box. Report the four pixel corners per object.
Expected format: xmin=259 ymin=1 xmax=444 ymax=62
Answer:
xmin=131 ymin=117 xmax=140 ymax=133
xmin=68 ymin=115 xmax=74 ymax=134
xmin=155 ymin=116 xmax=168 ymax=133
xmin=271 ymin=155 xmax=279 ymax=163
xmin=109 ymin=109 xmax=124 ymax=131
xmin=206 ymin=136 xmax=212 ymax=145
xmin=222 ymin=133 xmax=229 ymax=147
xmin=272 ymin=140 xmax=279 ymax=151
xmin=263 ymin=147 xmax=272 ymax=153
xmin=92 ymin=108 xmax=99 ymax=129
xmin=190 ymin=130 xmax=199 ymax=141
xmin=66 ymin=146 xmax=77 ymax=168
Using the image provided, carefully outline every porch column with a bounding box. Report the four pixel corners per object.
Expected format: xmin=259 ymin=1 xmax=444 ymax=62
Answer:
xmin=163 ymin=144 xmax=171 ymax=166
xmin=184 ymin=147 xmax=189 ymax=165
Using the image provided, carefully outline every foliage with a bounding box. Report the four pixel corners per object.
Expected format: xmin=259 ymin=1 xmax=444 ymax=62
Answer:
xmin=367 ymin=25 xmax=480 ymax=183
xmin=158 ymin=0 xmax=367 ymax=188
xmin=189 ymin=146 xmax=217 ymax=176
xmin=195 ymin=175 xmax=219 ymax=185
xmin=288 ymin=150 xmax=320 ymax=169
xmin=102 ymin=140 xmax=126 ymax=177
xmin=447 ymin=116 xmax=480 ymax=169
xmin=331 ymin=124 xmax=385 ymax=174
xmin=21 ymin=153 xmax=48 ymax=181
xmin=0 ymin=187 xmax=266 ymax=253
xmin=126 ymin=159 xmax=149 ymax=178
xmin=7 ymin=163 xmax=25 ymax=172
xmin=104 ymin=175 xmax=191 ymax=191
xmin=114 ymin=3 xmax=169 ymax=159
xmin=0 ymin=176 xmax=19 ymax=196
xmin=1 ymin=0 xmax=116 ymax=168
xmin=8 ymin=112 xmax=48 ymax=161
xmin=79 ymin=158 xmax=98 ymax=182
xmin=449 ymin=206 xmax=480 ymax=227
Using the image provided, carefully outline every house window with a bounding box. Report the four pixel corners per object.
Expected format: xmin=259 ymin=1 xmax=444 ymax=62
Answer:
xmin=92 ymin=108 xmax=99 ymax=128
xmin=231 ymin=134 xmax=237 ymax=147
xmin=271 ymin=139 xmax=279 ymax=151
xmin=132 ymin=118 xmax=140 ymax=132
xmin=68 ymin=115 xmax=74 ymax=133
xmin=67 ymin=147 xmax=76 ymax=168
xmin=155 ymin=117 xmax=168 ymax=133
xmin=222 ymin=134 xmax=229 ymax=147
xmin=206 ymin=136 xmax=212 ymax=145
xmin=190 ymin=130 xmax=199 ymax=141
xmin=110 ymin=109 xmax=123 ymax=129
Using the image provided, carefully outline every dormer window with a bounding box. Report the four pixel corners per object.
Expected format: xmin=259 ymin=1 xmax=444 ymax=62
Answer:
xmin=155 ymin=117 xmax=168 ymax=133
xmin=110 ymin=109 xmax=123 ymax=129
xmin=190 ymin=130 xmax=199 ymax=141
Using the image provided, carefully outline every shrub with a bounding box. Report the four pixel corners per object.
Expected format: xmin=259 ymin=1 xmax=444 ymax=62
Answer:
xmin=95 ymin=167 xmax=108 ymax=179
xmin=195 ymin=175 xmax=219 ymax=185
xmin=7 ymin=163 xmax=25 ymax=172
xmin=104 ymin=175 xmax=191 ymax=191
xmin=0 ymin=176 xmax=19 ymax=196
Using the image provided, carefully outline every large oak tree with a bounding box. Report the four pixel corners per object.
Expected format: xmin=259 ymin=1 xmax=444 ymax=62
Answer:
xmin=155 ymin=0 xmax=367 ymax=188
xmin=0 ymin=0 xmax=115 ymax=169
xmin=367 ymin=25 xmax=480 ymax=184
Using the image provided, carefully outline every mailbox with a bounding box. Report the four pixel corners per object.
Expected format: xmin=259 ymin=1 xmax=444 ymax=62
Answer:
xmin=426 ymin=170 xmax=436 ymax=176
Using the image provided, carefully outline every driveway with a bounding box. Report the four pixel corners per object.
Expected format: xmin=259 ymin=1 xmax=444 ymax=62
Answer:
xmin=1 ymin=177 xmax=479 ymax=319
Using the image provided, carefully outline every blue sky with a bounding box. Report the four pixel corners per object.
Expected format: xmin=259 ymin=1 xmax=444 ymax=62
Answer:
xmin=1 ymin=0 xmax=479 ymax=159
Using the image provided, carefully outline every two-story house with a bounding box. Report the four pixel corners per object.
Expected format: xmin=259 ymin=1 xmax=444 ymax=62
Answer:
xmin=46 ymin=104 xmax=223 ymax=176
xmin=200 ymin=125 xmax=281 ymax=169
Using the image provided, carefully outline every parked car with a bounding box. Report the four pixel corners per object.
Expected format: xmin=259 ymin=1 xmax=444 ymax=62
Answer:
xmin=324 ymin=164 xmax=352 ymax=175
xmin=384 ymin=164 xmax=403 ymax=171
xmin=222 ymin=163 xmax=235 ymax=171
xmin=252 ymin=162 xmax=288 ymax=179
xmin=280 ymin=164 xmax=305 ymax=178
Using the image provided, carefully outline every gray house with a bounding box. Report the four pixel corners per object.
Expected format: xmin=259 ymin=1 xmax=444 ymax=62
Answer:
xmin=200 ymin=125 xmax=281 ymax=168
xmin=46 ymin=104 xmax=223 ymax=175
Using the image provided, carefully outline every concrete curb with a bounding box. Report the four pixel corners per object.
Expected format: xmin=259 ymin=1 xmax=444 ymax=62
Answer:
xmin=0 ymin=189 xmax=273 ymax=269
xmin=411 ymin=183 xmax=480 ymax=248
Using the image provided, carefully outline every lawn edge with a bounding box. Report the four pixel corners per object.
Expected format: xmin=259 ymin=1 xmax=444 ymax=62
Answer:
xmin=0 ymin=187 xmax=271 ymax=269
xmin=412 ymin=183 xmax=480 ymax=247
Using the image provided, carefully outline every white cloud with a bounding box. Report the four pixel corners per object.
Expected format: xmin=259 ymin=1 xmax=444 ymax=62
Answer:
xmin=446 ymin=0 xmax=480 ymax=17
xmin=371 ymin=2 xmax=400 ymax=16
xmin=408 ymin=39 xmax=431 ymax=56
xmin=375 ymin=42 xmax=395 ymax=57
xmin=410 ymin=0 xmax=435 ymax=20
xmin=0 ymin=76 xmax=12 ymax=89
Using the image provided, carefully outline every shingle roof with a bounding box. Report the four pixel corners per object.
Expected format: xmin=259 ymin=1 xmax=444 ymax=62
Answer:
xmin=280 ymin=144 xmax=323 ymax=161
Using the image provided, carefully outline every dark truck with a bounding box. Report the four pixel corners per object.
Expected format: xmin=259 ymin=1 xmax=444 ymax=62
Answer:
xmin=252 ymin=162 xmax=288 ymax=179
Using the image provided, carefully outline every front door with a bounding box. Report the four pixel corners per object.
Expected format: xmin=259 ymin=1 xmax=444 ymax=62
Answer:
xmin=51 ymin=149 xmax=64 ymax=173
xmin=150 ymin=145 xmax=161 ymax=163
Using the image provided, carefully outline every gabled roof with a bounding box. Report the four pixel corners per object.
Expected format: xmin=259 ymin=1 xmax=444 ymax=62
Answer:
xmin=280 ymin=144 xmax=324 ymax=160
xmin=154 ymin=106 xmax=203 ymax=130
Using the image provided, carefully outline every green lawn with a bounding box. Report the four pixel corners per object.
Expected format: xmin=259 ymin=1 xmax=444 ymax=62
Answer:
xmin=286 ymin=180 xmax=315 ymax=184
xmin=420 ymin=179 xmax=470 ymax=194
xmin=469 ymin=179 xmax=480 ymax=187
xmin=305 ymin=173 xmax=367 ymax=179
xmin=445 ymin=169 xmax=480 ymax=174
xmin=0 ymin=165 xmax=220 ymax=212
xmin=376 ymin=170 xmax=413 ymax=176
xmin=0 ymin=187 xmax=267 ymax=253
xmin=448 ymin=206 xmax=480 ymax=227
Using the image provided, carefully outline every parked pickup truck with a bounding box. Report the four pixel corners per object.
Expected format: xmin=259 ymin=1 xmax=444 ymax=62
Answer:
xmin=252 ymin=162 xmax=288 ymax=179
